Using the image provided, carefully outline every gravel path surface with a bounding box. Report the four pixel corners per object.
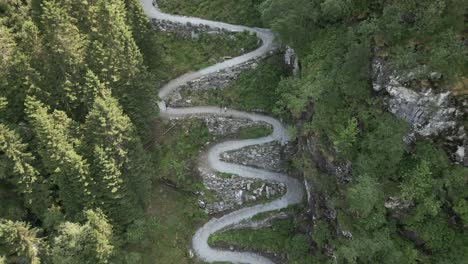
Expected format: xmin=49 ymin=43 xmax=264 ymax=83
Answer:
xmin=139 ymin=1 xmax=304 ymax=263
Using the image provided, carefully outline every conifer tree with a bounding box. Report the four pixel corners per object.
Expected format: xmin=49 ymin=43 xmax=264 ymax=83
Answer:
xmin=0 ymin=219 xmax=42 ymax=264
xmin=25 ymin=97 xmax=92 ymax=218
xmin=0 ymin=17 xmax=43 ymax=123
xmin=86 ymin=0 xmax=143 ymax=88
xmin=0 ymin=25 xmax=15 ymax=77
xmin=82 ymin=89 xmax=150 ymax=226
xmin=0 ymin=97 xmax=7 ymax=113
xmin=0 ymin=124 xmax=50 ymax=217
xmin=123 ymin=0 xmax=161 ymax=71
xmin=50 ymin=209 xmax=113 ymax=264
xmin=40 ymin=0 xmax=89 ymax=114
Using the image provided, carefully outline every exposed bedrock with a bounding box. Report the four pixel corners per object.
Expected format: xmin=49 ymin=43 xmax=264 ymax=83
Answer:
xmin=284 ymin=46 xmax=300 ymax=76
xmin=372 ymin=57 xmax=467 ymax=166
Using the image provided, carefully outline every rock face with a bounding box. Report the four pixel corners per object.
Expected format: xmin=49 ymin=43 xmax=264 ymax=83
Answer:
xmin=372 ymin=57 xmax=467 ymax=165
xmin=284 ymin=46 xmax=300 ymax=76
xmin=305 ymin=137 xmax=352 ymax=183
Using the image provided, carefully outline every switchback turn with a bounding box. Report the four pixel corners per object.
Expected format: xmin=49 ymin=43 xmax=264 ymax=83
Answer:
xmin=139 ymin=1 xmax=304 ymax=263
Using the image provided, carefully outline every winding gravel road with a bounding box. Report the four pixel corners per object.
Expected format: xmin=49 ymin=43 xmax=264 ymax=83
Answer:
xmin=139 ymin=1 xmax=304 ymax=263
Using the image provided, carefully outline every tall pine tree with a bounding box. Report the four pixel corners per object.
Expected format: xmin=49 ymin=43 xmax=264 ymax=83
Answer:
xmin=39 ymin=0 xmax=90 ymax=116
xmin=0 ymin=219 xmax=42 ymax=264
xmin=25 ymin=97 xmax=92 ymax=218
xmin=82 ymin=88 xmax=151 ymax=227
xmin=0 ymin=124 xmax=49 ymax=217
xmin=86 ymin=0 xmax=143 ymax=88
xmin=49 ymin=209 xmax=113 ymax=264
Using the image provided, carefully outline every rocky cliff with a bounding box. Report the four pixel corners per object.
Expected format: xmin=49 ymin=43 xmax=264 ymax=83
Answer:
xmin=372 ymin=57 xmax=467 ymax=166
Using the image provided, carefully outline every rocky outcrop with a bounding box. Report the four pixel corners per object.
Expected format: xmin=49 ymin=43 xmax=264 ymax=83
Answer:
xmin=198 ymin=170 xmax=286 ymax=214
xmin=284 ymin=46 xmax=300 ymax=76
xmin=305 ymin=137 xmax=352 ymax=183
xmin=372 ymin=57 xmax=467 ymax=165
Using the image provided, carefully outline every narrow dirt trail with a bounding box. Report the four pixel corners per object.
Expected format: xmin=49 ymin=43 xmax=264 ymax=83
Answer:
xmin=139 ymin=1 xmax=304 ymax=263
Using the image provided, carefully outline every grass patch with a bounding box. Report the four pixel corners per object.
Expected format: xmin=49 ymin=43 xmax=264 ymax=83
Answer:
xmin=118 ymin=118 xmax=213 ymax=263
xmin=237 ymin=124 xmax=272 ymax=139
xmin=159 ymin=0 xmax=264 ymax=27
xmin=250 ymin=205 xmax=303 ymax=221
xmin=154 ymin=119 xmax=211 ymax=190
xmin=119 ymin=183 xmax=207 ymax=264
xmin=180 ymin=55 xmax=288 ymax=113
xmin=217 ymin=172 xmax=234 ymax=179
xmin=154 ymin=31 xmax=259 ymax=83
xmin=208 ymin=218 xmax=314 ymax=263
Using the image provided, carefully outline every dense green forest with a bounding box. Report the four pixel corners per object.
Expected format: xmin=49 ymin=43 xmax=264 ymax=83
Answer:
xmin=260 ymin=1 xmax=468 ymax=263
xmin=1 ymin=0 xmax=467 ymax=263
xmin=0 ymin=0 xmax=258 ymax=262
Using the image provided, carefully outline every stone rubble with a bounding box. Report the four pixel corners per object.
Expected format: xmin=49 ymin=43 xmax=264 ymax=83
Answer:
xmin=284 ymin=46 xmax=300 ymax=76
xmin=199 ymin=167 xmax=286 ymax=214
xmin=202 ymin=116 xmax=271 ymax=137
xmin=170 ymin=115 xmax=289 ymax=214
xmin=151 ymin=18 xmax=227 ymax=38
xmin=220 ymin=141 xmax=291 ymax=173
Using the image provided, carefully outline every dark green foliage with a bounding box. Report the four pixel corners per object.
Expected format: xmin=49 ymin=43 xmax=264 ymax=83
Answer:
xmin=39 ymin=0 xmax=89 ymax=114
xmin=355 ymin=114 xmax=408 ymax=179
xmin=86 ymin=0 xmax=143 ymax=86
xmin=346 ymin=174 xmax=382 ymax=218
xmin=0 ymin=183 xmax=28 ymax=221
xmin=82 ymin=88 xmax=151 ymax=226
xmin=0 ymin=124 xmax=49 ymax=217
xmin=261 ymin=0 xmax=468 ymax=262
xmin=25 ymin=97 xmax=91 ymax=218
xmin=445 ymin=166 xmax=468 ymax=225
